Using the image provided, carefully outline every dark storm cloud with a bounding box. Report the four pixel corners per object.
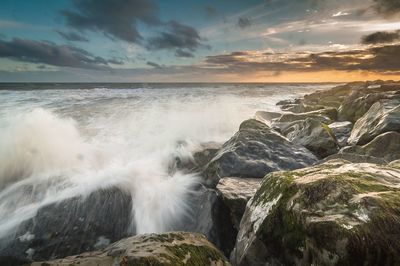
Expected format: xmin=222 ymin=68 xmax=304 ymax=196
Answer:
xmin=205 ymin=44 xmax=400 ymax=74
xmin=61 ymin=0 xmax=160 ymax=43
xmin=362 ymin=30 xmax=400 ymax=44
xmin=146 ymin=20 xmax=204 ymax=51
xmin=0 ymin=38 xmax=121 ymax=69
xmin=373 ymin=0 xmax=400 ymax=16
xmin=237 ymin=17 xmax=252 ymax=29
xmin=56 ymin=30 xmax=89 ymax=42
xmin=175 ymin=49 xmax=194 ymax=58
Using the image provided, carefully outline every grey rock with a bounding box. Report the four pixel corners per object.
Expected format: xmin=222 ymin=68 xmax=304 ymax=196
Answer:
xmin=328 ymin=121 xmax=353 ymax=147
xmin=320 ymin=153 xmax=386 ymax=164
xmin=348 ymin=100 xmax=400 ymax=145
xmin=202 ymin=119 xmax=317 ymax=188
xmin=0 ymin=187 xmax=132 ymax=265
xmin=341 ymin=131 xmax=400 ymax=162
xmin=338 ymin=90 xmax=400 ymax=123
xmin=216 ymin=177 xmax=261 ymax=231
xmin=276 ymin=108 xmax=336 ymax=124
xmin=287 ymin=118 xmax=339 ymax=158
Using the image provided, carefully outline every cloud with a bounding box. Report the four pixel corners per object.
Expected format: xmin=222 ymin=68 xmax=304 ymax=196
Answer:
xmin=146 ymin=61 xmax=162 ymax=68
xmin=362 ymin=30 xmax=400 ymax=44
xmin=61 ymin=0 xmax=206 ymax=55
xmin=204 ymin=44 xmax=400 ymax=74
xmin=0 ymin=38 xmax=121 ymax=69
xmin=61 ymin=0 xmax=160 ymax=43
xmin=373 ymin=0 xmax=400 ymax=17
xmin=56 ymin=30 xmax=89 ymax=42
xmin=175 ymin=49 xmax=194 ymax=58
xmin=237 ymin=17 xmax=252 ymax=29
xmin=146 ymin=20 xmax=205 ymax=52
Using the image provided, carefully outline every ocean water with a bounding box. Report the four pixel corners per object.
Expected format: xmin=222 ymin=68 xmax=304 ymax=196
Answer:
xmin=0 ymin=83 xmax=334 ymax=239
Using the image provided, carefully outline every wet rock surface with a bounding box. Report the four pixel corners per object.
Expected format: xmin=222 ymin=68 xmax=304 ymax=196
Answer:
xmin=0 ymin=187 xmax=133 ymax=265
xmin=216 ymin=177 xmax=261 ymax=231
xmin=328 ymin=121 xmax=353 ymax=147
xmin=348 ymin=100 xmax=400 ymax=145
xmin=287 ymin=118 xmax=339 ymax=158
xmin=341 ymin=131 xmax=400 ymax=162
xmin=202 ymin=119 xmax=317 ymax=188
xmin=232 ymin=159 xmax=400 ymax=266
xmin=31 ymin=232 xmax=231 ymax=266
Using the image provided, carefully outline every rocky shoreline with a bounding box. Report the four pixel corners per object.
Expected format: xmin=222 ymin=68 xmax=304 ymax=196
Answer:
xmin=1 ymin=80 xmax=400 ymax=265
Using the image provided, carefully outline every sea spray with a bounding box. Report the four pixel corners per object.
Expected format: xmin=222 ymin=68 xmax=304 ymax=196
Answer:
xmin=0 ymin=108 xmax=199 ymax=238
xmin=0 ymin=84 xmax=329 ymax=241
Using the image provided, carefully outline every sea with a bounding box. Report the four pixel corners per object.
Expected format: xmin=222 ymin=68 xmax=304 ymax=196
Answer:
xmin=0 ymin=83 xmax=335 ymax=239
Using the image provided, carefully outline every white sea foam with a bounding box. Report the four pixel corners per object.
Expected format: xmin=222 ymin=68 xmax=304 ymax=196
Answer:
xmin=0 ymin=84 xmax=330 ymax=238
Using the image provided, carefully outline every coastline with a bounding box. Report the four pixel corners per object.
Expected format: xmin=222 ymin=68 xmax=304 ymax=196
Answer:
xmin=1 ymin=80 xmax=400 ymax=266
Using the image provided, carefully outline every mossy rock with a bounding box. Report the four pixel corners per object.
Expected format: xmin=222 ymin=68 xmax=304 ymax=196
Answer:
xmin=232 ymin=159 xmax=400 ymax=266
xmin=31 ymin=232 xmax=230 ymax=266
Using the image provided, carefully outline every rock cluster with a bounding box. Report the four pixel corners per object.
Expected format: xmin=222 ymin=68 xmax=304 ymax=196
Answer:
xmin=1 ymin=80 xmax=400 ymax=266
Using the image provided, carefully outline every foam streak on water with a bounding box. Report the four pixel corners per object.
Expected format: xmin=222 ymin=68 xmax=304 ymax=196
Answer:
xmin=0 ymin=83 xmax=332 ymax=238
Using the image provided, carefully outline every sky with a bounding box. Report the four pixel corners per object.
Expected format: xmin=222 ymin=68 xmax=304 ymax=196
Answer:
xmin=0 ymin=0 xmax=400 ymax=82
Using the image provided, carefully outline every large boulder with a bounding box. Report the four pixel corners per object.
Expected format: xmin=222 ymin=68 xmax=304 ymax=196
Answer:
xmin=348 ymin=100 xmax=400 ymax=145
xmin=0 ymin=187 xmax=132 ymax=265
xmin=232 ymin=160 xmax=400 ymax=266
xmin=202 ymin=119 xmax=317 ymax=188
xmin=31 ymin=232 xmax=230 ymax=266
xmin=287 ymin=118 xmax=339 ymax=158
xmin=341 ymin=131 xmax=400 ymax=162
xmin=338 ymin=90 xmax=400 ymax=123
xmin=328 ymin=121 xmax=353 ymax=147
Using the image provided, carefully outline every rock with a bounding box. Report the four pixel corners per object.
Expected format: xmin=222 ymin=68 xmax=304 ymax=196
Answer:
xmin=232 ymin=160 xmax=400 ymax=266
xmin=202 ymin=119 xmax=317 ymax=188
xmin=0 ymin=187 xmax=132 ymax=265
xmin=320 ymin=153 xmax=386 ymax=165
xmin=389 ymin=160 xmax=400 ymax=169
xmin=180 ymin=184 xmax=236 ymax=257
xmin=338 ymin=90 xmax=400 ymax=123
xmin=287 ymin=118 xmax=339 ymax=158
xmin=169 ymin=141 xmax=222 ymax=175
xmin=31 ymin=232 xmax=230 ymax=266
xmin=280 ymin=103 xmax=326 ymax=113
xmin=328 ymin=121 xmax=353 ymax=147
xmin=216 ymin=177 xmax=262 ymax=231
xmin=348 ymin=100 xmax=400 ymax=145
xmin=276 ymin=99 xmax=300 ymax=106
xmin=254 ymin=111 xmax=281 ymax=125
xmin=341 ymin=131 xmax=400 ymax=162
xmin=276 ymin=108 xmax=336 ymax=124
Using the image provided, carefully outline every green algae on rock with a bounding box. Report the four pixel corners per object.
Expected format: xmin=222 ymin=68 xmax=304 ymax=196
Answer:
xmin=31 ymin=232 xmax=230 ymax=266
xmin=232 ymin=159 xmax=400 ymax=266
